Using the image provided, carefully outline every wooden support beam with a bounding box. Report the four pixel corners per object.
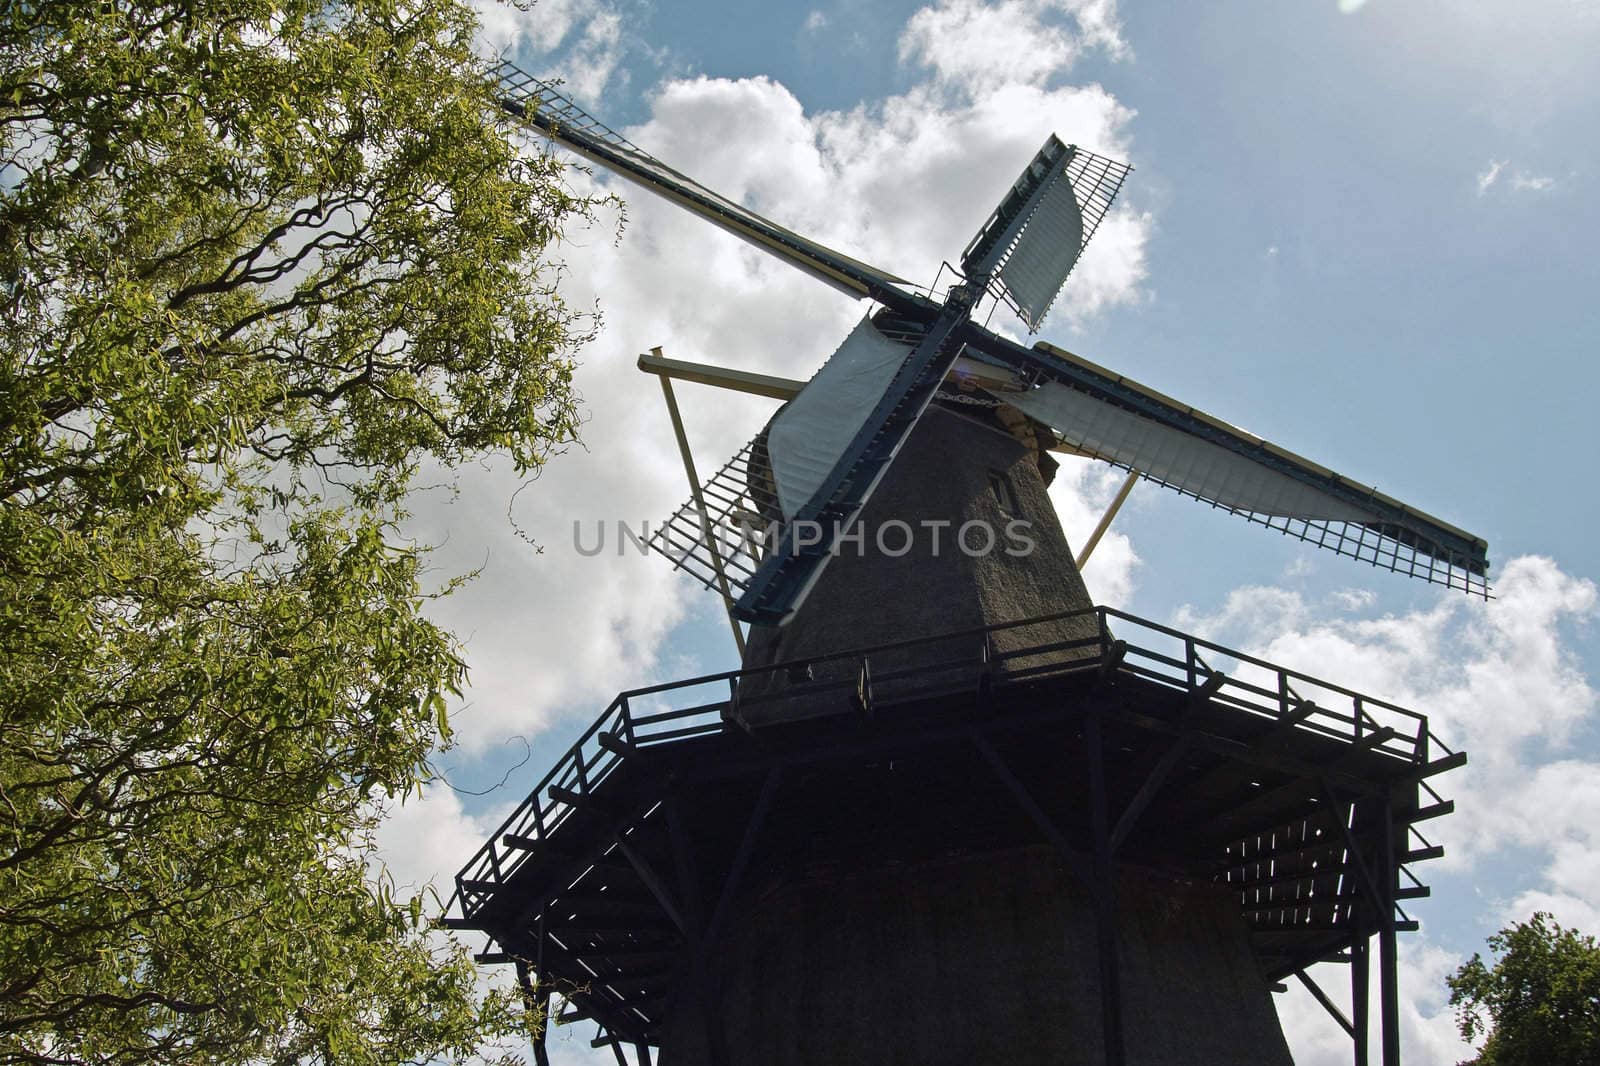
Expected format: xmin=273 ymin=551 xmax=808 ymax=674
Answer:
xmin=1407 ymin=800 xmax=1454 ymax=823
xmin=664 ymin=794 xmax=707 ymax=943
xmin=974 ymin=733 xmax=1096 ymax=894
xmin=598 ymin=731 xmax=638 ymax=758
xmin=1320 ymin=782 xmax=1385 ymax=915
xmin=551 ymin=922 xmax=678 ymax=936
xmin=614 ymin=837 xmax=689 ymax=936
xmin=1076 ymin=469 xmax=1139 ymax=570
xmin=637 ymin=348 xmax=804 ymax=400
xmin=1205 ymin=797 xmax=1350 ymax=857
xmin=1087 ymin=716 xmax=1127 ymax=1066
xmin=1352 ymin=933 xmax=1371 ymax=1066
xmin=551 ymin=784 xmax=615 ymax=813
xmin=1178 ymin=698 xmax=1328 ymax=800
xmin=1099 ymin=638 xmax=1128 ymax=681
xmin=1295 ymin=969 xmax=1356 ymax=1039
xmin=1192 ymin=669 xmax=1228 ymax=703
xmin=1276 ymin=699 xmax=1323 ymax=731
xmin=1350 ymin=726 xmax=1400 ymax=753
xmin=1186 ymin=770 xmax=1325 ymax=838
xmin=1251 ymin=920 xmax=1418 ymax=936
xmin=652 ymin=358 xmax=746 ymax=657
xmin=1380 ymin=800 xmax=1401 ymax=1066
xmin=528 ymin=960 xmax=553 ymax=1062
xmin=1193 ymin=728 xmax=1401 ymax=842
xmin=704 ymin=768 xmax=782 ymax=945
xmin=1409 ymin=750 xmax=1467 ymax=779
xmin=1110 ymin=733 xmax=1192 ymax=853
xmin=1218 ymin=815 xmax=1346 ymax=877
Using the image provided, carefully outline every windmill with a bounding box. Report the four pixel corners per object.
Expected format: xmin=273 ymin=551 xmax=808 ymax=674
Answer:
xmin=445 ymin=61 xmax=1478 ymax=1066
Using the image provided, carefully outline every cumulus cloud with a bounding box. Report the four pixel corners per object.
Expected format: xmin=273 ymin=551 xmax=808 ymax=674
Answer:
xmin=1049 ymin=457 xmax=1139 ymax=604
xmin=900 ymin=0 xmax=1129 ymax=96
xmin=473 ymin=0 xmax=627 ymax=102
xmin=372 ymin=785 xmax=513 ymax=896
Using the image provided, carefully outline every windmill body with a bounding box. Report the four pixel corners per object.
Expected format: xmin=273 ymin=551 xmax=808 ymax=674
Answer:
xmin=446 ymin=64 xmax=1478 ymax=1066
xmin=734 ymin=391 xmax=1101 ymax=722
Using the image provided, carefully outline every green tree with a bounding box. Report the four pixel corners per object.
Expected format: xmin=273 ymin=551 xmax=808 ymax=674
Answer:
xmin=1 ymin=0 xmax=592 ymax=1062
xmin=1448 ymin=912 xmax=1600 ymax=1066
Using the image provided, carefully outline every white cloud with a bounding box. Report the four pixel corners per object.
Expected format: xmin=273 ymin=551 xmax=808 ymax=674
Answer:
xmin=803 ymin=9 xmax=828 ymax=33
xmin=899 ymin=0 xmax=1129 ymax=98
xmin=1333 ymin=587 xmax=1377 ymax=611
xmin=372 ymin=785 xmax=515 ymax=896
xmin=1503 ymin=888 xmax=1600 ymax=934
xmin=472 ymin=0 xmax=627 ymax=103
xmin=1475 ymin=158 xmax=1507 ymax=195
xmin=1049 ymin=458 xmax=1139 ymax=604
xmin=1510 ymin=170 xmax=1556 ymax=191
xmin=1476 ymin=159 xmax=1558 ymax=196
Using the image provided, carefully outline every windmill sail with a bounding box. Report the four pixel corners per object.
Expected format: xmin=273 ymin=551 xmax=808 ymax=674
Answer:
xmin=494 ymin=62 xmax=915 ymax=304
xmin=645 ymin=310 xmax=972 ymax=625
xmin=961 ymin=138 xmax=1133 ymax=331
xmin=765 ymin=318 xmax=914 ymax=519
xmin=978 ymin=339 xmax=1491 ymax=594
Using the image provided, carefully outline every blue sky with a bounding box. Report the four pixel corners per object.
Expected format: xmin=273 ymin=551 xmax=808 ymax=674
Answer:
xmin=377 ymin=2 xmax=1600 ymax=1062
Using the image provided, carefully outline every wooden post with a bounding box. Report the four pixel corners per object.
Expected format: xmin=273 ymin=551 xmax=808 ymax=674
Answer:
xmin=1087 ymin=715 xmax=1126 ymax=1065
xmin=1352 ymin=931 xmax=1370 ymax=1066
xmin=1379 ymin=798 xmax=1401 ymax=1066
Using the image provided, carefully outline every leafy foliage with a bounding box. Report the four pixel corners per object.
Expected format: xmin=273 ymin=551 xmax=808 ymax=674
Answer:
xmin=1 ymin=0 xmax=593 ymax=1061
xmin=1448 ymin=912 xmax=1600 ymax=1066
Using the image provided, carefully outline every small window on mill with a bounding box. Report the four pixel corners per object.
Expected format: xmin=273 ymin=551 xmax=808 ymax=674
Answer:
xmin=989 ymin=471 xmax=1019 ymax=517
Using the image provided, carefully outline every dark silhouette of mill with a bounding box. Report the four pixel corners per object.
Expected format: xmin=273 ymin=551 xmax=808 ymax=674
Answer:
xmin=444 ymin=62 xmax=1483 ymax=1066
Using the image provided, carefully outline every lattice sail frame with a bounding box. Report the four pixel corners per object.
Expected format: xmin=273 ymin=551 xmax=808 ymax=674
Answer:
xmin=647 ymin=435 xmax=773 ymax=603
xmin=1051 ymin=432 xmax=1492 ymax=597
xmin=494 ymin=61 xmax=641 ymax=154
xmin=961 ymin=139 xmax=1134 ymax=332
